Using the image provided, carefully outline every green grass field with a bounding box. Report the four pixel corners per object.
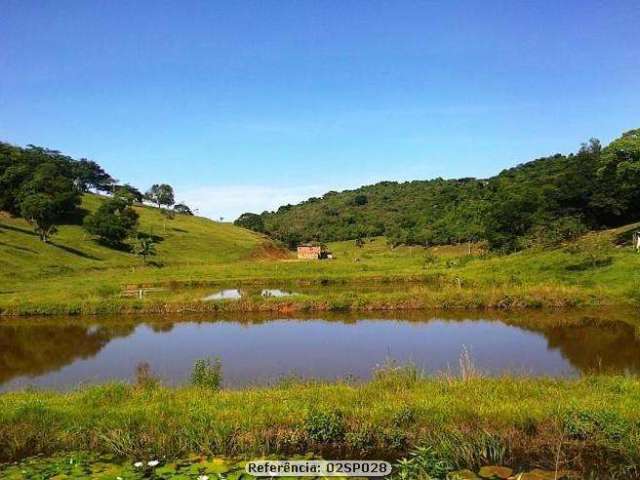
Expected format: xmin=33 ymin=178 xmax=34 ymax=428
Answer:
xmin=2 ymin=194 xmax=640 ymax=315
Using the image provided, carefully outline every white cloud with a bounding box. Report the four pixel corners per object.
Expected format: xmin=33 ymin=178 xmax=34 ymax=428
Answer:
xmin=175 ymin=184 xmax=338 ymax=221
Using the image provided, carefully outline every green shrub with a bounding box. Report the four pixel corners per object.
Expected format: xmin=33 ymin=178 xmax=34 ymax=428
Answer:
xmin=392 ymin=446 xmax=454 ymax=480
xmin=373 ymin=359 xmax=421 ymax=387
xmin=423 ymin=252 xmax=439 ymax=269
xmin=190 ymin=357 xmax=223 ymax=390
xmin=392 ymin=405 xmax=417 ymax=427
xmin=83 ymin=196 xmax=139 ymax=248
xmin=383 ymin=427 xmax=409 ymax=451
xmin=563 ymin=409 xmax=629 ymax=442
xmin=345 ymin=423 xmax=378 ymax=453
xmin=304 ymin=409 xmax=345 ymax=443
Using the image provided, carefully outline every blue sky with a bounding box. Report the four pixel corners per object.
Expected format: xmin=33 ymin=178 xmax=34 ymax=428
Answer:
xmin=1 ymin=1 xmax=639 ymax=219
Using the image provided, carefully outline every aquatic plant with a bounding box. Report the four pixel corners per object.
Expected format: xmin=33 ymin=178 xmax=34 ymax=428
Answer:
xmin=191 ymin=357 xmax=223 ymax=390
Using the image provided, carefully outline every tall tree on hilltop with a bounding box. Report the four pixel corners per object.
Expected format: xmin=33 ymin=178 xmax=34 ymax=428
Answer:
xmin=112 ymin=184 xmax=144 ymax=204
xmin=15 ymin=161 xmax=81 ymax=242
xmin=145 ymin=184 xmax=176 ymax=232
xmin=72 ymin=159 xmax=116 ymax=193
xmin=145 ymin=184 xmax=175 ymax=210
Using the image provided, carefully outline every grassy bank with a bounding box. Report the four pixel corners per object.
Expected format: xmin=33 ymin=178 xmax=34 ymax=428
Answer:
xmin=1 ymin=371 xmax=639 ymax=477
xmin=2 ymin=195 xmax=640 ymax=316
xmin=0 ymin=281 xmax=605 ymax=316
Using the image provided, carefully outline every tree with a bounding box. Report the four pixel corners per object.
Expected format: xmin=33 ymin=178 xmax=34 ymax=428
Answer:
xmin=113 ymin=184 xmax=144 ymax=203
xmin=12 ymin=160 xmax=82 ymax=242
xmin=19 ymin=194 xmax=58 ymax=242
xmin=0 ymin=162 xmax=31 ymax=213
xmin=72 ymin=159 xmax=116 ymax=192
xmin=145 ymin=184 xmax=175 ymax=210
xmin=83 ymin=196 xmax=139 ymax=247
xmin=251 ymin=129 xmax=640 ymax=250
xmin=595 ymin=129 xmax=640 ymax=223
xmin=234 ymin=212 xmax=265 ymax=232
xmin=354 ymin=194 xmax=368 ymax=206
xmin=19 ymin=162 xmax=81 ymax=218
xmin=173 ymin=203 xmax=194 ymax=215
xmin=135 ymin=233 xmax=157 ymax=264
xmin=0 ymin=142 xmax=109 ymax=221
xmin=484 ymin=192 xmax=540 ymax=251
xmin=281 ymin=230 xmax=302 ymax=250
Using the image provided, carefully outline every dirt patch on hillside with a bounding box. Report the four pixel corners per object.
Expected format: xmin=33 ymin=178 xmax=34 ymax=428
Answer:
xmin=249 ymin=241 xmax=292 ymax=260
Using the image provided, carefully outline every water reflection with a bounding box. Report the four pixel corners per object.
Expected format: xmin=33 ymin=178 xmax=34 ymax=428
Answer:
xmin=203 ymin=289 xmax=243 ymax=300
xmin=260 ymin=289 xmax=293 ymax=297
xmin=203 ymin=288 xmax=295 ymax=301
xmin=0 ymin=323 xmax=135 ymax=385
xmin=1 ymin=310 xmax=639 ymax=391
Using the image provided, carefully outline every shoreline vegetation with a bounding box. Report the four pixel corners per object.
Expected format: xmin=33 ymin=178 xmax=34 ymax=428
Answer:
xmin=1 ymin=366 xmax=639 ymax=478
xmin=0 ymin=281 xmax=614 ymax=317
xmin=0 ymin=265 xmax=633 ymax=316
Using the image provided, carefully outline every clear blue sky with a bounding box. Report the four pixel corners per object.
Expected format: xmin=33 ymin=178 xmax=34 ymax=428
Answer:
xmin=1 ymin=1 xmax=639 ymax=219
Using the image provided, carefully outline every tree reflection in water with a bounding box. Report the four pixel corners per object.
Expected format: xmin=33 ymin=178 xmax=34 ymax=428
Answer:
xmin=1 ymin=311 xmax=639 ymax=389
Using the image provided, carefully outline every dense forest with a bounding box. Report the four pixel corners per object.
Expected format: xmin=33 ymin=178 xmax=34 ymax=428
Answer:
xmin=236 ymin=129 xmax=640 ymax=251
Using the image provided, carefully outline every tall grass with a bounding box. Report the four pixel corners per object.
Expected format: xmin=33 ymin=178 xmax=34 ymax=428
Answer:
xmin=458 ymin=346 xmax=480 ymax=381
xmin=1 ymin=373 xmax=639 ymax=476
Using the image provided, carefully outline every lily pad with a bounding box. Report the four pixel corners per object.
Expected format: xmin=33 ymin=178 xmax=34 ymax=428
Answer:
xmin=199 ymin=458 xmax=232 ymax=474
xmin=478 ymin=465 xmax=513 ymax=479
xmin=449 ymin=469 xmax=481 ymax=479
xmin=518 ymin=469 xmax=569 ymax=480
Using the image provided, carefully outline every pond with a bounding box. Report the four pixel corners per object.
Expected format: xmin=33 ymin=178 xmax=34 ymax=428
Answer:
xmin=1 ymin=310 xmax=639 ymax=391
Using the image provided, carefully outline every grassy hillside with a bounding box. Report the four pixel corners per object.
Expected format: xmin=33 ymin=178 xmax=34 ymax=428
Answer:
xmin=0 ymin=194 xmax=273 ymax=274
xmin=0 ymin=194 xmax=290 ymax=311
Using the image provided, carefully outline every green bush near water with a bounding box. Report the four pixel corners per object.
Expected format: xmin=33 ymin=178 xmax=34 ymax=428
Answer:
xmin=305 ymin=409 xmax=346 ymax=443
xmin=191 ymin=357 xmax=223 ymax=390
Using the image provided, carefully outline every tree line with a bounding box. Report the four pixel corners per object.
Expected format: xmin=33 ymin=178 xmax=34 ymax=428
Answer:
xmin=0 ymin=142 xmax=193 ymax=259
xmin=236 ymin=128 xmax=640 ymax=251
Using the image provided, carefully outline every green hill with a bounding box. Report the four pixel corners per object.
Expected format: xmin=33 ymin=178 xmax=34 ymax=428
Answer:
xmin=241 ymin=129 xmax=640 ymax=251
xmin=0 ymin=194 xmax=273 ymax=275
xmin=0 ymin=194 xmax=286 ymax=308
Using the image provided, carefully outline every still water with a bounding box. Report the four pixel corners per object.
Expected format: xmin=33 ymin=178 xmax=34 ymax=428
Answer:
xmin=1 ymin=311 xmax=639 ymax=390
